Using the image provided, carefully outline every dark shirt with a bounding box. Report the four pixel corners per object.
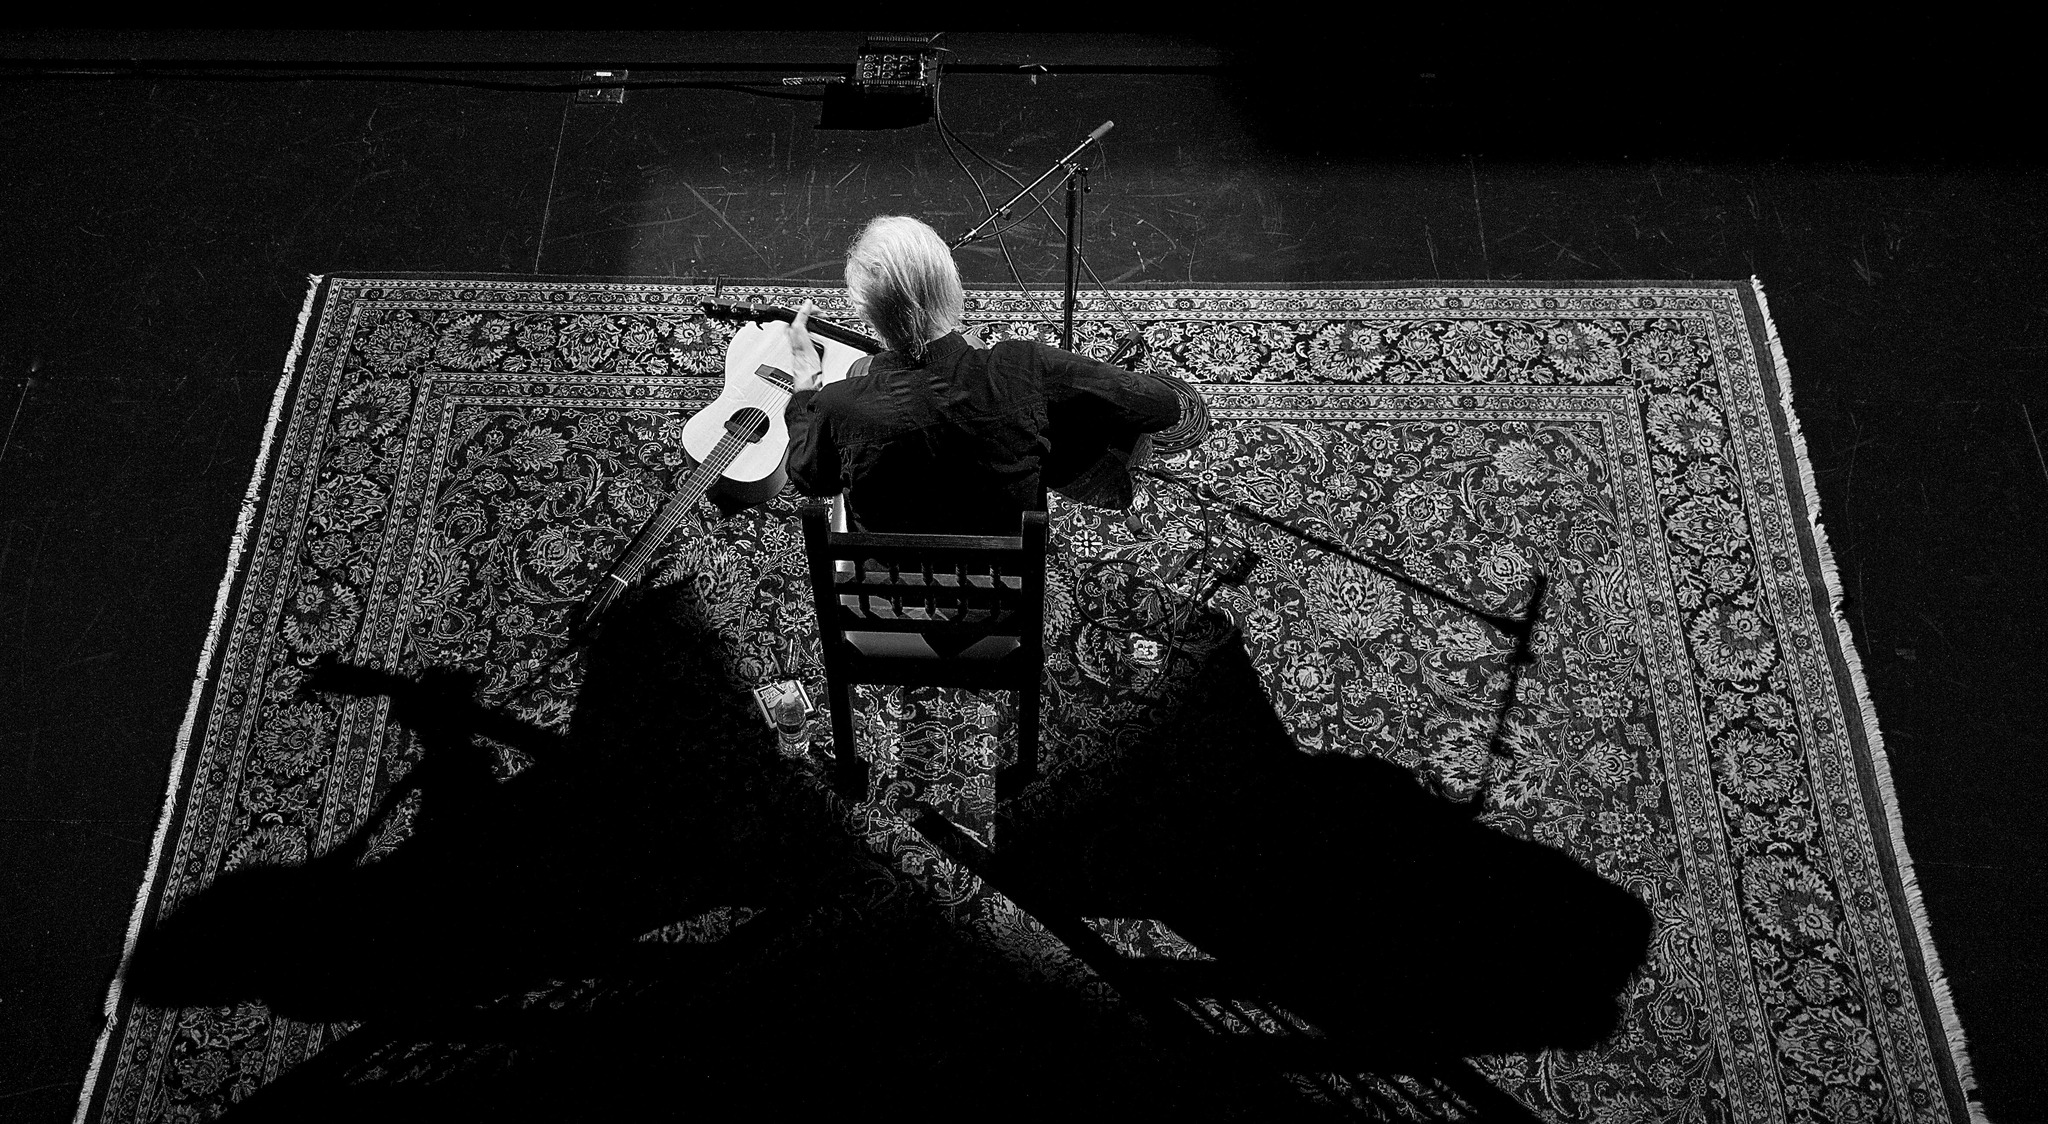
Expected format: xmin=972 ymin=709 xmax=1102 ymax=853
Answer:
xmin=784 ymin=331 xmax=1181 ymax=535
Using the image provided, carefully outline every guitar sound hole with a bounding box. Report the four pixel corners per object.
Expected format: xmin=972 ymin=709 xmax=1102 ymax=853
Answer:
xmin=725 ymin=406 xmax=772 ymax=444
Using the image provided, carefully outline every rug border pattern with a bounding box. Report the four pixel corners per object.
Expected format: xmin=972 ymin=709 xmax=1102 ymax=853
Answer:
xmin=77 ymin=275 xmax=326 ymax=1124
xmin=1743 ymin=279 xmax=1981 ymax=1122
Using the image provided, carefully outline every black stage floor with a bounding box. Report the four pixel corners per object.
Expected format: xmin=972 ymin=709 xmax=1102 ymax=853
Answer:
xmin=2 ymin=28 xmax=2042 ymax=1122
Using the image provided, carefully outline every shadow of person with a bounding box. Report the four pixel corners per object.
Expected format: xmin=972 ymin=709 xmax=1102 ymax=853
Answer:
xmin=998 ymin=625 xmax=1655 ymax=1071
xmin=122 ymin=581 xmax=1322 ymax=1122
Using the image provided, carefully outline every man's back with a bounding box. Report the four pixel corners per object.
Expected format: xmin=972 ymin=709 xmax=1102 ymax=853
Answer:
xmin=785 ymin=331 xmax=1178 ymax=536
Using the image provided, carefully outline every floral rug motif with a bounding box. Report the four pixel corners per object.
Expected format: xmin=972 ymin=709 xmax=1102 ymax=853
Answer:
xmin=80 ymin=277 xmax=1980 ymax=1123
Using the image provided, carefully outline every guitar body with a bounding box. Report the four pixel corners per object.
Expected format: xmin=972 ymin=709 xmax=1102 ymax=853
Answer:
xmin=681 ymin=320 xmax=871 ymax=514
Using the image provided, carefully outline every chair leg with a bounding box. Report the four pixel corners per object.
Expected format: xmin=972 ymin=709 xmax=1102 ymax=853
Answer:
xmin=827 ymin=676 xmax=867 ymax=801
xmin=997 ymin=679 xmax=1040 ymax=800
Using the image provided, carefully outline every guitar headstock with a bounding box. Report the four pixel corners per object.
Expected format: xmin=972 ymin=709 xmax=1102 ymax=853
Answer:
xmin=699 ymin=299 xmax=795 ymax=326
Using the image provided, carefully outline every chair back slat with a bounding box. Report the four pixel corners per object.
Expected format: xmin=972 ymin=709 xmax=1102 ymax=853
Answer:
xmin=832 ymin=573 xmax=1024 ymax=604
xmin=801 ymin=501 xmax=1048 ymax=798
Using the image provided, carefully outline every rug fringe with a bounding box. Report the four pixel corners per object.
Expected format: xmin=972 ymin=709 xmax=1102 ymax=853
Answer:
xmin=1752 ymin=275 xmax=1988 ymax=1123
xmin=73 ymin=274 xmax=327 ymax=1124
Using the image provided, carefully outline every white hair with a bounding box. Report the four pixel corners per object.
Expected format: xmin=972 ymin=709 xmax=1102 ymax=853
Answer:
xmin=844 ymin=215 xmax=965 ymax=360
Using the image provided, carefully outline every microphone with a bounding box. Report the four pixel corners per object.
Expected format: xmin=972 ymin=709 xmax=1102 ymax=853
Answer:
xmin=1087 ymin=120 xmax=1114 ymax=144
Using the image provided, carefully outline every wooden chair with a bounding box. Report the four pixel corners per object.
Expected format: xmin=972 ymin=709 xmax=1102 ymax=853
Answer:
xmin=799 ymin=502 xmax=1048 ymax=800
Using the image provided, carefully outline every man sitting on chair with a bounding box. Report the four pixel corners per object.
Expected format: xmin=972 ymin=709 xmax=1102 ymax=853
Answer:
xmin=781 ymin=215 xmax=1182 ymax=536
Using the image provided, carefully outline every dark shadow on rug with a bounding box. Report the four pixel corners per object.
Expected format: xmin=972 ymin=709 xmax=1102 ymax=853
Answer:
xmin=119 ymin=584 xmax=1322 ymax=1122
xmin=999 ymin=621 xmax=1656 ymax=1069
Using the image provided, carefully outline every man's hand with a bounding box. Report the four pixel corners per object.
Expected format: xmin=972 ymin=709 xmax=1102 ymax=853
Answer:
xmin=788 ymin=300 xmax=824 ymax=393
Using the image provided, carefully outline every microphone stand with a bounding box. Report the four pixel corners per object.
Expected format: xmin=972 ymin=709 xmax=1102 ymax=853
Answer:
xmin=951 ymin=120 xmax=1112 ymax=350
xmin=1061 ymin=161 xmax=1087 ymax=350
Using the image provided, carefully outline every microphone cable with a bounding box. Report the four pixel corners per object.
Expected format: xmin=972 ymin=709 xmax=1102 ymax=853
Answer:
xmin=931 ymin=81 xmax=1036 ymax=301
xmin=1066 ymin=479 xmax=1251 ymax=697
xmin=1133 ymin=461 xmax=1550 ymax=765
xmin=1134 ymin=465 xmax=1542 ymax=645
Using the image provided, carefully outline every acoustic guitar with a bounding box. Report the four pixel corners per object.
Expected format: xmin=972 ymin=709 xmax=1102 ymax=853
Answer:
xmin=570 ymin=302 xmax=876 ymax=635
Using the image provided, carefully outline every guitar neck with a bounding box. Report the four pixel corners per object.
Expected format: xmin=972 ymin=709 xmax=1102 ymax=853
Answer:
xmin=798 ymin=316 xmax=880 ymax=354
xmin=700 ymin=301 xmax=882 ymax=354
xmin=610 ymin=437 xmax=740 ymax=581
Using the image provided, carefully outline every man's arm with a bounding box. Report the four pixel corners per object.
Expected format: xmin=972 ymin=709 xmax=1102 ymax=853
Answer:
xmin=1037 ymin=345 xmax=1182 ymax=433
xmin=784 ymin=388 xmax=842 ymax=497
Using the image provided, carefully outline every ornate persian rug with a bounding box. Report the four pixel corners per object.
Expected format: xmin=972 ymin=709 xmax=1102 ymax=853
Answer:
xmin=79 ymin=276 xmax=1982 ymax=1123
